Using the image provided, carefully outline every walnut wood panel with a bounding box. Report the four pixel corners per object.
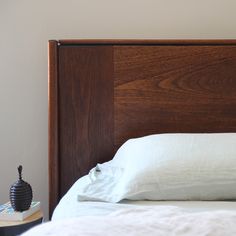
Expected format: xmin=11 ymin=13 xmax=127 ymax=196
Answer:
xmin=48 ymin=40 xmax=59 ymax=218
xmin=49 ymin=40 xmax=236 ymax=218
xmin=58 ymin=46 xmax=114 ymax=198
xmin=114 ymin=45 xmax=236 ymax=147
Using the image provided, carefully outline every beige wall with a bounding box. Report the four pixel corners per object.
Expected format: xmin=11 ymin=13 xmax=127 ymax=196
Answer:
xmin=1 ymin=0 xmax=236 ymax=219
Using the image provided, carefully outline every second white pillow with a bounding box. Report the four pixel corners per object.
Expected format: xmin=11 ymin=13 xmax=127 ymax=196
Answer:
xmin=78 ymin=133 xmax=236 ymax=202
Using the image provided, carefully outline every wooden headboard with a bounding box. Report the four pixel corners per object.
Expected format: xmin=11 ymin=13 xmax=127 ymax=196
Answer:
xmin=48 ymin=39 xmax=236 ymax=216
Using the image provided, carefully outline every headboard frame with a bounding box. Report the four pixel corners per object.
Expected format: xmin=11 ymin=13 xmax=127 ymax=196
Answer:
xmin=48 ymin=39 xmax=236 ymax=217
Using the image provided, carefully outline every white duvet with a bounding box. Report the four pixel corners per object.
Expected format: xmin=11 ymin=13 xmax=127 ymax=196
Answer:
xmin=23 ymin=206 xmax=236 ymax=236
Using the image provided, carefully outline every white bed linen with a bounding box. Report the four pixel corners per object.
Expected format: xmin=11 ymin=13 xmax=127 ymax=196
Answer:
xmin=52 ymin=176 xmax=236 ymax=220
xmin=22 ymin=176 xmax=236 ymax=236
xmin=24 ymin=206 xmax=236 ymax=236
xmin=78 ymin=133 xmax=236 ymax=203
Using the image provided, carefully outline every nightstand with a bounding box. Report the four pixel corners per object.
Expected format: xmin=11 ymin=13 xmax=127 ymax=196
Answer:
xmin=0 ymin=210 xmax=43 ymax=236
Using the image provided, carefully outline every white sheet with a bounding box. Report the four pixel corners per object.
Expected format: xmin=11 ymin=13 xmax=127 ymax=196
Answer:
xmin=52 ymin=176 xmax=236 ymax=220
xmin=23 ymin=206 xmax=236 ymax=236
xmin=24 ymin=176 xmax=236 ymax=236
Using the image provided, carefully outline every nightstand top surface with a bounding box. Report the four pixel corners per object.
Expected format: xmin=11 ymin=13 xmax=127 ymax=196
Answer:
xmin=0 ymin=210 xmax=43 ymax=227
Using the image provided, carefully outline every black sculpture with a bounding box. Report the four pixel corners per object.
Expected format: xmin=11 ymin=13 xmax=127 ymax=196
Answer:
xmin=10 ymin=165 xmax=33 ymax=212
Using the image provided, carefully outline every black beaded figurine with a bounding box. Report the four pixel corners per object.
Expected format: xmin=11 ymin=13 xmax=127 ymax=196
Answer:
xmin=10 ymin=165 xmax=33 ymax=212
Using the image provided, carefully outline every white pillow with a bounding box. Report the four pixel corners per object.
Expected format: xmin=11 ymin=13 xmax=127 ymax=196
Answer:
xmin=78 ymin=133 xmax=236 ymax=202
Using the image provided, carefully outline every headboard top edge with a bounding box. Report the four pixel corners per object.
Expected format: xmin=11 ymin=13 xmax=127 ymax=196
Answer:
xmin=54 ymin=39 xmax=236 ymax=46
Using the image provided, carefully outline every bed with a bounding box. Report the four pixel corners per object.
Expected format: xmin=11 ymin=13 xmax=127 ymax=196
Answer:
xmin=25 ymin=39 xmax=236 ymax=235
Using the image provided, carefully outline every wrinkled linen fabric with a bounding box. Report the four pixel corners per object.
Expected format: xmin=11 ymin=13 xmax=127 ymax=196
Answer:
xmin=78 ymin=133 xmax=236 ymax=202
xmin=23 ymin=206 xmax=236 ymax=236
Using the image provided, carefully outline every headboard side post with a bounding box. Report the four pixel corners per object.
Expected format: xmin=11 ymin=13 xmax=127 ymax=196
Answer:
xmin=48 ymin=40 xmax=59 ymax=218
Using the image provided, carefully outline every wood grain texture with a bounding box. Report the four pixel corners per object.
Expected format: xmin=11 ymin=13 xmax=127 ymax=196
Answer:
xmin=49 ymin=40 xmax=236 ymax=217
xmin=114 ymin=45 xmax=236 ymax=146
xmin=48 ymin=41 xmax=59 ymax=218
xmin=58 ymin=46 xmax=114 ymax=197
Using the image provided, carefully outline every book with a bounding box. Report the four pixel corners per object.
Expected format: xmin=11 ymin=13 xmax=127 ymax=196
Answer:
xmin=0 ymin=201 xmax=40 ymax=221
